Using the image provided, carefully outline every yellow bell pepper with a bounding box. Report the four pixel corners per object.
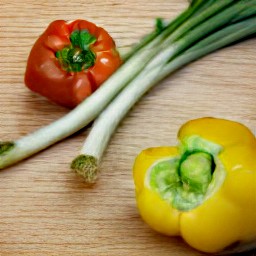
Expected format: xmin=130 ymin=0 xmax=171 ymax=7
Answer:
xmin=133 ymin=117 xmax=256 ymax=254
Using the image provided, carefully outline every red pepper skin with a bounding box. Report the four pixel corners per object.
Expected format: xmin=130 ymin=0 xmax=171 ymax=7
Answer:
xmin=24 ymin=20 xmax=122 ymax=108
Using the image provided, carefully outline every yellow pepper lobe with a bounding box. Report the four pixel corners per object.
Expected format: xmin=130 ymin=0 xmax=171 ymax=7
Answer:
xmin=133 ymin=146 xmax=179 ymax=196
xmin=133 ymin=117 xmax=256 ymax=254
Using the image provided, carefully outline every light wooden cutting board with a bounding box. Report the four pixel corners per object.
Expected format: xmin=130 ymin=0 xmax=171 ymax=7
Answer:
xmin=0 ymin=0 xmax=255 ymax=255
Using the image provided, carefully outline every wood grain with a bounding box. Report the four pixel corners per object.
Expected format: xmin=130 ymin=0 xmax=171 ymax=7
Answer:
xmin=0 ymin=0 xmax=255 ymax=255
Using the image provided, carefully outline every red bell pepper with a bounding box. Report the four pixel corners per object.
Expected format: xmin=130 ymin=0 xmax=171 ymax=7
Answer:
xmin=24 ymin=19 xmax=122 ymax=108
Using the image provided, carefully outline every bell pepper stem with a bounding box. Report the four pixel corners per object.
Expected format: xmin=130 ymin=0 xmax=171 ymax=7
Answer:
xmin=56 ymin=30 xmax=97 ymax=72
xmin=180 ymin=152 xmax=213 ymax=194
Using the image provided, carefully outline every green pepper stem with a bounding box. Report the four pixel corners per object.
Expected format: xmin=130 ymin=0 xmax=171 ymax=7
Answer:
xmin=180 ymin=152 xmax=213 ymax=194
xmin=56 ymin=30 xmax=96 ymax=72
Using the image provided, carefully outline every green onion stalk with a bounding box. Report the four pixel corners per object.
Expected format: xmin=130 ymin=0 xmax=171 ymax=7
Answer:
xmin=71 ymin=0 xmax=256 ymax=182
xmin=1 ymin=0 xmax=256 ymax=183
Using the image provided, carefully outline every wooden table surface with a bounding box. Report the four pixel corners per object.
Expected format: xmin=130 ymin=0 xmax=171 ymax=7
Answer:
xmin=0 ymin=0 xmax=255 ymax=255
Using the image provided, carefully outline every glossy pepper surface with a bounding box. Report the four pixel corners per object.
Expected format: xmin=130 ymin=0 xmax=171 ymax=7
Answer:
xmin=25 ymin=19 xmax=122 ymax=108
xmin=133 ymin=117 xmax=256 ymax=253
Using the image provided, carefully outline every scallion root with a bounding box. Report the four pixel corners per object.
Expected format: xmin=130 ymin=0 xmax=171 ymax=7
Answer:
xmin=71 ymin=155 xmax=99 ymax=183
